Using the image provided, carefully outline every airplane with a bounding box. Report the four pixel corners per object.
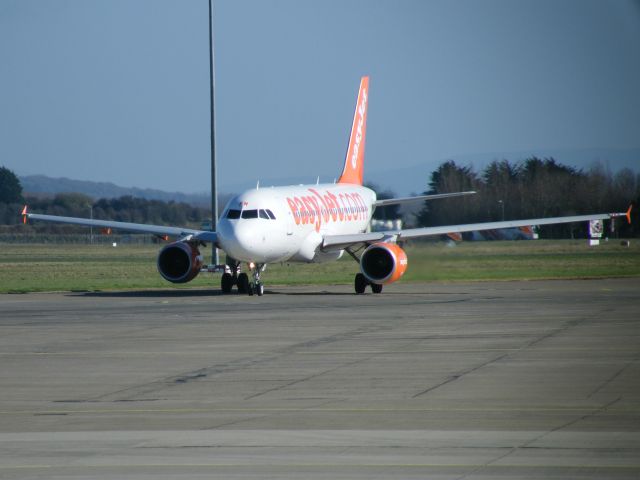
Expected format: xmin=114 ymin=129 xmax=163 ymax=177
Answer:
xmin=23 ymin=76 xmax=632 ymax=296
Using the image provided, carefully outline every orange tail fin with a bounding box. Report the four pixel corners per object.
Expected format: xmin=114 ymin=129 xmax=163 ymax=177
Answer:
xmin=338 ymin=76 xmax=369 ymax=185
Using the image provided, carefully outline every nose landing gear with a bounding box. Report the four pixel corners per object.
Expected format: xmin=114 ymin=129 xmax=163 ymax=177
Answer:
xmin=221 ymin=258 xmax=265 ymax=296
xmin=248 ymin=263 xmax=265 ymax=296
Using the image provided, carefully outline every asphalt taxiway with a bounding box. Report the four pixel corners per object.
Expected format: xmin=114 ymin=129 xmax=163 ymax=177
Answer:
xmin=1 ymin=279 xmax=639 ymax=479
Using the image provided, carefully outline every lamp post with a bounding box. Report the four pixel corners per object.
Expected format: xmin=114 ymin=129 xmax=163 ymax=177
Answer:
xmin=208 ymin=0 xmax=219 ymax=268
xmin=89 ymin=203 xmax=94 ymax=244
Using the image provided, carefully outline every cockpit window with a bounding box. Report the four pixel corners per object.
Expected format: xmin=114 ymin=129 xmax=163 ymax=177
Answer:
xmin=229 ymin=207 xmax=276 ymax=220
xmin=241 ymin=209 xmax=258 ymax=219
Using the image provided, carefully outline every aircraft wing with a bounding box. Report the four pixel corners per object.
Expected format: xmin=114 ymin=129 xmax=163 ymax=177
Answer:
xmin=24 ymin=210 xmax=217 ymax=243
xmin=322 ymin=208 xmax=632 ymax=250
xmin=373 ymin=191 xmax=476 ymax=207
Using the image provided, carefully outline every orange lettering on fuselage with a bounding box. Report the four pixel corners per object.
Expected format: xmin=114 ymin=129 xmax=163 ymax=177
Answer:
xmin=294 ymin=197 xmax=307 ymax=224
xmin=285 ymin=189 xmax=368 ymax=232
xmin=287 ymin=198 xmax=300 ymax=225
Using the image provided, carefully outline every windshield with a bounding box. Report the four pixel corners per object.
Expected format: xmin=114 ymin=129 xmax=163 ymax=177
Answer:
xmin=226 ymin=209 xmax=241 ymax=219
xmin=226 ymin=208 xmax=276 ymax=220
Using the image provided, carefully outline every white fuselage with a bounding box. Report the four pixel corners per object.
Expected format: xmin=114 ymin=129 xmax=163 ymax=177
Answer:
xmin=217 ymin=183 xmax=376 ymax=264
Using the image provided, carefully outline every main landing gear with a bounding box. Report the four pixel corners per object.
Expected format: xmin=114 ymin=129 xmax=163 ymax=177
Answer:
xmin=220 ymin=257 xmax=239 ymax=294
xmin=354 ymin=272 xmax=383 ymax=295
xmin=220 ymin=258 xmax=265 ymax=296
xmin=346 ymin=247 xmax=383 ymax=295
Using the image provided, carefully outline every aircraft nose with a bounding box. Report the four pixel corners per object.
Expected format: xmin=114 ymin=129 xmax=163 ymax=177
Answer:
xmin=232 ymin=221 xmax=258 ymax=253
xmin=219 ymin=216 xmax=282 ymax=263
xmin=222 ymin=220 xmax=266 ymax=261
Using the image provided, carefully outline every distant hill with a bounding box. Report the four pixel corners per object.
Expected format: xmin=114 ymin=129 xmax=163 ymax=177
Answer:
xmin=20 ymin=175 xmax=213 ymax=207
xmin=19 ymin=147 xmax=639 ymax=202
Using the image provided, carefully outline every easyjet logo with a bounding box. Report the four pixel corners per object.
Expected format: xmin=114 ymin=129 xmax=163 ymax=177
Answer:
xmin=286 ymin=188 xmax=369 ymax=232
xmin=351 ymin=89 xmax=367 ymax=169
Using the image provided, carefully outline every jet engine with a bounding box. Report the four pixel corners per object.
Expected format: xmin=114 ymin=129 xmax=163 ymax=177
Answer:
xmin=360 ymin=242 xmax=408 ymax=285
xmin=157 ymin=241 xmax=203 ymax=284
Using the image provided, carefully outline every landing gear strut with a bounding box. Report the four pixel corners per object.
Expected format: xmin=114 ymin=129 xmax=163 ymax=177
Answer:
xmin=219 ymin=258 xmax=266 ymax=296
xmin=221 ymin=272 xmax=233 ymax=293
xmin=237 ymin=273 xmax=250 ymax=294
xmin=220 ymin=257 xmax=249 ymax=294
xmin=354 ymin=273 xmax=383 ymax=294
xmin=249 ymin=263 xmax=265 ymax=296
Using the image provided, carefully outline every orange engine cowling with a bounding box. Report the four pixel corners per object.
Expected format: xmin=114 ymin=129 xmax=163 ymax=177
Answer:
xmin=360 ymin=242 xmax=408 ymax=285
xmin=157 ymin=241 xmax=203 ymax=284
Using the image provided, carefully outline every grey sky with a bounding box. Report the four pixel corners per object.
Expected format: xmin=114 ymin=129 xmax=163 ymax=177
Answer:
xmin=1 ymin=0 xmax=639 ymax=194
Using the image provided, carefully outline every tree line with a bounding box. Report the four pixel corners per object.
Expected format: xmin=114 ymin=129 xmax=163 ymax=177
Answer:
xmin=0 ymin=167 xmax=211 ymax=234
xmin=416 ymin=158 xmax=638 ymax=238
xmin=1 ymin=161 xmax=638 ymax=238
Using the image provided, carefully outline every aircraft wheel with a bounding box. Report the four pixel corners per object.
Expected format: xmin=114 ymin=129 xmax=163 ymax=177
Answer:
xmin=371 ymin=283 xmax=383 ymax=294
xmin=354 ymin=273 xmax=367 ymax=294
xmin=237 ymin=273 xmax=250 ymax=294
xmin=256 ymin=283 xmax=264 ymax=296
xmin=221 ymin=273 xmax=233 ymax=294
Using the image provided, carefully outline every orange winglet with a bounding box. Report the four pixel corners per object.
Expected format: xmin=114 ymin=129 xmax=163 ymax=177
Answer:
xmin=626 ymin=205 xmax=633 ymax=224
xmin=21 ymin=205 xmax=28 ymax=224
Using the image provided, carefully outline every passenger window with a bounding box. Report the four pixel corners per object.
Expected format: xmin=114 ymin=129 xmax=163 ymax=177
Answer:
xmin=266 ymin=209 xmax=276 ymax=219
xmin=259 ymin=209 xmax=269 ymax=219
xmin=226 ymin=209 xmax=241 ymax=219
xmin=241 ymin=209 xmax=258 ymax=219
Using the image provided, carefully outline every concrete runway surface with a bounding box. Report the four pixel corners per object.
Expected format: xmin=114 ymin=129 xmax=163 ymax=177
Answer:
xmin=1 ymin=278 xmax=639 ymax=479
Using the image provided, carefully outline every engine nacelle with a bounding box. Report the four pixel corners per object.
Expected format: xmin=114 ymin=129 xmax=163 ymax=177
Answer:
xmin=157 ymin=241 xmax=203 ymax=284
xmin=360 ymin=242 xmax=408 ymax=285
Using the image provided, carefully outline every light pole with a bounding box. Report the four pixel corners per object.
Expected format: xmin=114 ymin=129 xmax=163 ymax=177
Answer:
xmin=89 ymin=203 xmax=94 ymax=244
xmin=498 ymin=200 xmax=505 ymax=221
xmin=208 ymin=0 xmax=219 ymax=268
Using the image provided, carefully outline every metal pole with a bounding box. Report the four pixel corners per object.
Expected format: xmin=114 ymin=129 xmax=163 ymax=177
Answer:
xmin=208 ymin=0 xmax=219 ymax=267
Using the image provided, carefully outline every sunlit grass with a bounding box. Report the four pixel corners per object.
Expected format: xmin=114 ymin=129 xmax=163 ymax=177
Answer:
xmin=1 ymin=239 xmax=639 ymax=293
xmin=402 ymin=240 xmax=640 ymax=282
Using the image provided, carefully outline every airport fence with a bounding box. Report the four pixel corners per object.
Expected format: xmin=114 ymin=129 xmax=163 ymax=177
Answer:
xmin=0 ymin=233 xmax=161 ymax=245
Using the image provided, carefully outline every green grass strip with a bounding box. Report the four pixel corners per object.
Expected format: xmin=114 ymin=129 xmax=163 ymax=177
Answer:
xmin=1 ymin=240 xmax=638 ymax=293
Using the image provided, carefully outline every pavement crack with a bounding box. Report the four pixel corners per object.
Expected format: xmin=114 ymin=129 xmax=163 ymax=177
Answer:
xmin=81 ymin=324 xmax=392 ymax=402
xmin=525 ymin=396 xmax=622 ymax=447
xmin=244 ymin=356 xmax=372 ymax=400
xmin=413 ymin=311 xmax=608 ymax=399
xmin=452 ymin=396 xmax=622 ymax=480
xmin=412 ymin=353 xmax=509 ymax=398
xmin=587 ymin=356 xmax=638 ymax=399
